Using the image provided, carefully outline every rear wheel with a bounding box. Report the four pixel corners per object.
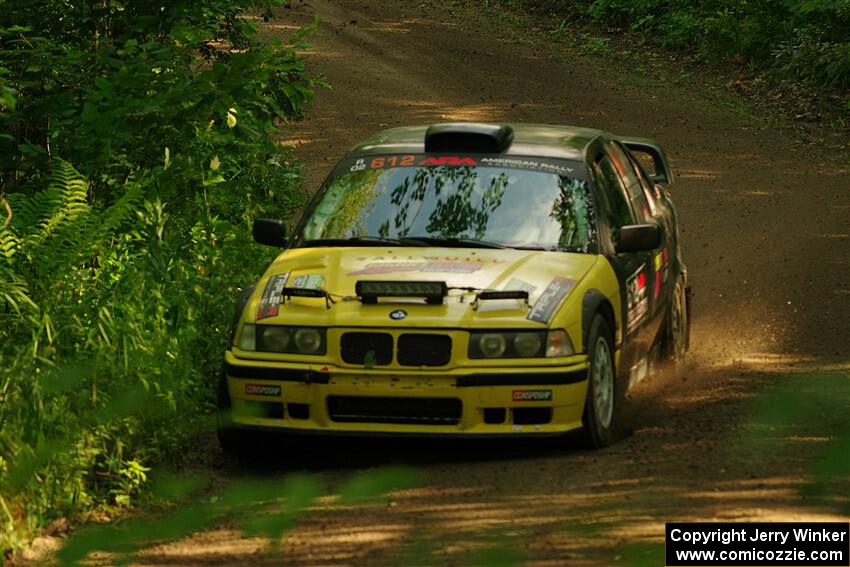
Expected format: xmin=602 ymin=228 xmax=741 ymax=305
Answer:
xmin=665 ymin=277 xmax=689 ymax=365
xmin=581 ymin=314 xmax=621 ymax=448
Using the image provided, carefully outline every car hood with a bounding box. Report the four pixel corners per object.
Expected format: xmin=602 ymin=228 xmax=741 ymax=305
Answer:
xmin=249 ymin=247 xmax=599 ymax=328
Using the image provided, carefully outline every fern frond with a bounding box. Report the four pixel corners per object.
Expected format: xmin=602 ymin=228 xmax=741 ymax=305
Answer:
xmin=0 ymin=224 xmax=21 ymax=266
xmin=7 ymin=160 xmax=94 ymax=272
xmin=33 ymin=159 xmax=90 ymax=243
xmin=95 ymin=182 xmax=145 ymax=243
xmin=8 ymin=189 xmax=63 ymax=235
xmin=0 ymin=265 xmax=38 ymax=315
xmin=2 ymin=161 xmax=146 ymax=301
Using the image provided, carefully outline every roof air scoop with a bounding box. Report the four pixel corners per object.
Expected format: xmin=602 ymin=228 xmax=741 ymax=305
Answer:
xmin=424 ymin=123 xmax=514 ymax=153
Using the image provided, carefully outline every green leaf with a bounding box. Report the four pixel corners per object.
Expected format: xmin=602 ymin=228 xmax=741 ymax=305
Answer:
xmin=81 ymin=102 xmax=98 ymax=122
xmin=203 ymin=174 xmax=225 ymax=186
xmin=18 ymin=142 xmax=47 ymax=158
xmin=149 ymin=471 xmax=209 ymax=502
xmin=40 ymin=361 xmax=94 ymax=394
xmin=239 ymin=474 xmax=322 ymax=540
xmin=0 ymin=91 xmax=15 ymax=111
xmin=95 ymin=78 xmax=115 ymax=97
xmin=338 ymin=466 xmax=418 ymax=503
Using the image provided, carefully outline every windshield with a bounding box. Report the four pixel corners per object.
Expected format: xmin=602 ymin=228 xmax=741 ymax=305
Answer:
xmin=298 ymin=156 xmax=596 ymax=252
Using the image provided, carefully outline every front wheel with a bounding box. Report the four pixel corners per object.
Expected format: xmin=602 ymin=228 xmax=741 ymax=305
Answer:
xmin=216 ymin=368 xmax=258 ymax=458
xmin=581 ymin=314 xmax=621 ymax=449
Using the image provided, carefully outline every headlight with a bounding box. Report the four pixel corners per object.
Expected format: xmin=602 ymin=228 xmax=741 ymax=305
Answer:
xmin=469 ymin=330 xmax=573 ymax=359
xmin=478 ymin=334 xmax=507 ymax=357
xmin=262 ymin=326 xmax=291 ymax=351
xmin=514 ymin=333 xmax=544 ymax=357
xmin=294 ymin=328 xmax=323 ymax=354
xmin=235 ymin=324 xmax=326 ymax=355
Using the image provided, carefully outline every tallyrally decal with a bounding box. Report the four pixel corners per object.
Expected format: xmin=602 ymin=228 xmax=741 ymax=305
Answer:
xmin=256 ymin=273 xmax=289 ymax=320
xmin=245 ymin=384 xmax=281 ymax=397
xmin=527 ymin=277 xmax=576 ymax=323
xmin=512 ymin=389 xmax=553 ymax=402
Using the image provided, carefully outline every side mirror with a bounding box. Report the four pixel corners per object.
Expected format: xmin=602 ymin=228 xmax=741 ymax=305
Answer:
xmin=253 ymin=218 xmax=287 ymax=247
xmin=620 ymin=138 xmax=673 ymax=185
xmin=616 ymin=224 xmax=661 ymax=253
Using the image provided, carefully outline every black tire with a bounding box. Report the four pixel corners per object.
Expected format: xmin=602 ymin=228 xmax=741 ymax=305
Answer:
xmin=663 ymin=277 xmax=689 ymax=365
xmin=216 ymin=367 xmax=258 ymax=457
xmin=581 ymin=314 xmax=622 ymax=449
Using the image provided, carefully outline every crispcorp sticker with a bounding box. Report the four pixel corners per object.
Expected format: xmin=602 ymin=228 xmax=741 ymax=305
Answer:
xmin=245 ymin=384 xmax=282 ymax=397
xmin=512 ymin=389 xmax=553 ymax=402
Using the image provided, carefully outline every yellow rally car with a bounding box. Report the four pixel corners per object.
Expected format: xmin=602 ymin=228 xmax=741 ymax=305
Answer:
xmin=218 ymin=123 xmax=690 ymax=452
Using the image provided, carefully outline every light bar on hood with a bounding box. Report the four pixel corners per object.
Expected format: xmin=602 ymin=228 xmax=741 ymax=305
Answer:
xmin=356 ymin=280 xmax=448 ymax=305
xmin=476 ymin=290 xmax=529 ymax=302
xmin=281 ymin=287 xmax=333 ymax=309
xmin=282 ymin=287 xmax=326 ymax=298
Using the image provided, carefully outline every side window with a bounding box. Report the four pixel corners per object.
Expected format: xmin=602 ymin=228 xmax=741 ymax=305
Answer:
xmin=625 ymin=151 xmax=659 ymax=214
xmin=608 ymin=142 xmax=652 ymax=222
xmin=593 ymin=156 xmax=633 ymax=248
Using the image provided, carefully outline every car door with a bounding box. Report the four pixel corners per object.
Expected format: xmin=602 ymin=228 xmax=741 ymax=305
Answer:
xmin=607 ymin=141 xmax=667 ymax=350
xmin=623 ymin=145 xmax=679 ymax=318
xmin=590 ymin=152 xmax=656 ymax=379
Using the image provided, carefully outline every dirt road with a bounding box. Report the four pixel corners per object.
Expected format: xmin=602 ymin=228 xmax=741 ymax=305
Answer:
xmin=275 ymin=0 xmax=849 ymax=361
xmin=76 ymin=0 xmax=850 ymax=564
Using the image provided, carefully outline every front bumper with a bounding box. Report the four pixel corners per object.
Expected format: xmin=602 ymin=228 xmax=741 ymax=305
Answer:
xmin=224 ymin=350 xmax=590 ymax=436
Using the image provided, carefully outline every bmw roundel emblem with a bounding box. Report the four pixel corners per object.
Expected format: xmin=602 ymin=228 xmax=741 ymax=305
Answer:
xmin=389 ymin=309 xmax=407 ymax=320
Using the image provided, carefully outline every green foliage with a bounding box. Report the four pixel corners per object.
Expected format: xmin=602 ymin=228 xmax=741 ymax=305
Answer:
xmin=0 ymin=0 xmax=318 ymax=555
xmin=505 ymin=0 xmax=850 ymax=107
xmin=0 ymin=65 xmax=14 ymax=115
xmin=337 ymin=465 xmax=418 ymax=503
xmin=0 ymin=1 xmax=320 ymax=200
xmin=617 ymin=542 xmax=666 ymax=567
xmin=741 ymin=370 xmax=850 ymax=511
xmin=53 ymin=466 xmax=416 ymax=565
